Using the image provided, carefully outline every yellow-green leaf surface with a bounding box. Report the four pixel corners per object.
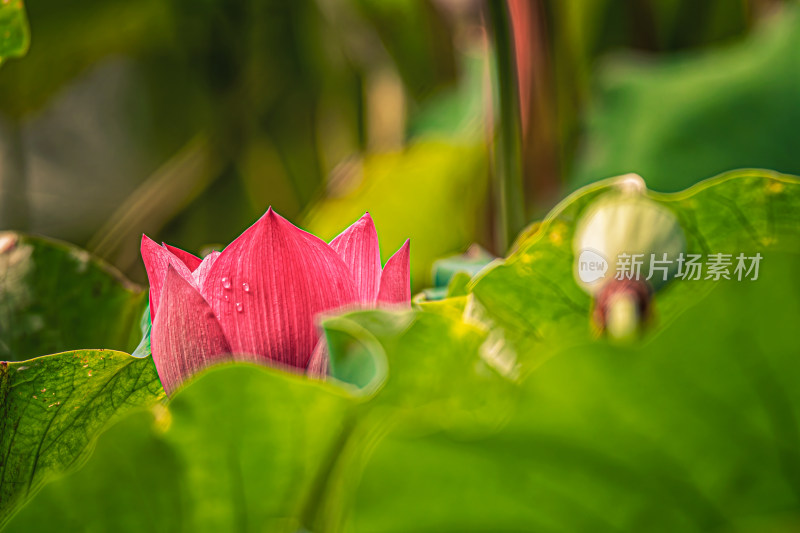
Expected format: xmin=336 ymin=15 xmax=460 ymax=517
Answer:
xmin=304 ymin=140 xmax=490 ymax=288
xmin=0 ymin=0 xmax=29 ymax=65
xmin=0 ymin=350 xmax=164 ymax=528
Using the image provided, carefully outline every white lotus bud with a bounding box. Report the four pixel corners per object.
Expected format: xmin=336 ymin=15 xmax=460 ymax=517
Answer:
xmin=573 ymin=177 xmax=686 ymax=295
xmin=572 ymin=175 xmax=686 ymax=337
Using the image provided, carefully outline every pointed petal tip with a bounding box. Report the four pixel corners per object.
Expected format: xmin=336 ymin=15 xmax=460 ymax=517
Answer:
xmin=246 ymin=206 xmax=283 ymax=236
xmin=200 ymin=204 xmax=357 ymax=369
xmin=377 ymin=238 xmax=411 ymax=306
xmin=387 ymin=239 xmax=410 ymax=261
xmin=261 ymin=205 xmax=288 ymax=226
xmin=345 ymin=212 xmax=376 ymax=234
xmin=359 ymin=212 xmax=377 ymax=229
xmin=140 ymin=235 xmax=162 ymax=266
xmin=162 ymin=263 xmax=181 ymax=286
xmin=330 ymin=212 xmax=382 ymax=303
xmin=141 ymin=239 xmax=199 ymax=321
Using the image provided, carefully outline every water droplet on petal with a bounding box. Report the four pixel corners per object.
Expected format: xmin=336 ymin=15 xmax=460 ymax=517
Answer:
xmin=235 ymin=302 xmax=243 ymax=313
xmin=222 ymin=277 xmax=231 ymax=289
xmin=242 ymin=282 xmax=250 ymax=293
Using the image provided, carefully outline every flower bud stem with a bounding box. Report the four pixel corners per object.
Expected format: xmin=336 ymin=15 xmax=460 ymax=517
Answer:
xmin=593 ymin=278 xmax=652 ymax=340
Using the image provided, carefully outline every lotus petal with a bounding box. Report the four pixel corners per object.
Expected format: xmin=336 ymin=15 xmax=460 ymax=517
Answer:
xmin=330 ymin=213 xmax=382 ymax=304
xmin=377 ymin=239 xmax=411 ymax=305
xmin=141 ymin=235 xmax=195 ymax=320
xmin=151 ymin=266 xmax=233 ymax=394
xmin=164 ymin=243 xmax=202 ymax=272
xmin=192 ymin=250 xmax=220 ymax=288
xmin=306 ymin=338 xmax=328 ymax=379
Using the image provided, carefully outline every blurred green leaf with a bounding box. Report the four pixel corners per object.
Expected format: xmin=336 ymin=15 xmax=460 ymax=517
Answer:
xmin=571 ymin=7 xmax=800 ymax=192
xmin=414 ymin=245 xmax=494 ymax=302
xmin=433 ymin=245 xmax=496 ymax=287
xmin=324 ymin=309 xmax=512 ymax=431
xmin=0 ymin=0 xmax=29 ymax=65
xmin=0 ymin=233 xmax=146 ymax=362
xmin=349 ymin=251 xmax=800 ymax=532
xmin=304 ymin=140 xmax=490 ymax=288
xmin=444 ymin=270 xmax=472 ymax=298
xmin=0 ymin=350 xmax=164 ymax=529
xmin=471 ymin=170 xmax=800 ymax=374
xmin=432 ymin=245 xmax=494 ymax=288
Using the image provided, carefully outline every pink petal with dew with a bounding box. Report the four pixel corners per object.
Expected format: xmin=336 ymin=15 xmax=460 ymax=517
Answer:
xmin=151 ymin=266 xmax=233 ymax=395
xmin=330 ymin=213 xmax=382 ymax=304
xmin=164 ymin=243 xmax=202 ymax=272
xmin=141 ymin=235 xmax=195 ymax=321
xmin=377 ymin=239 xmax=411 ymax=306
xmin=200 ymin=208 xmax=358 ymax=368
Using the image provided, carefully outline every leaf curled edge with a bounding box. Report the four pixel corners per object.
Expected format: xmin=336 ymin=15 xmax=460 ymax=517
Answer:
xmin=0 ymin=350 xmax=165 ymax=529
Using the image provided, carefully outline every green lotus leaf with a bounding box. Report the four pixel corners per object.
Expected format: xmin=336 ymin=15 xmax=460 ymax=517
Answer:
xmin=0 ymin=232 xmax=145 ymax=362
xmin=0 ymin=350 xmax=164 ymax=528
xmin=470 ymin=170 xmax=800 ymax=375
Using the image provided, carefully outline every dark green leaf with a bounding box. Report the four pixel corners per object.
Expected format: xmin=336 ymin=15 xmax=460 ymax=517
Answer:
xmin=0 ymin=232 xmax=146 ymax=361
xmin=571 ymin=7 xmax=800 ymax=192
xmin=0 ymin=0 xmax=167 ymax=116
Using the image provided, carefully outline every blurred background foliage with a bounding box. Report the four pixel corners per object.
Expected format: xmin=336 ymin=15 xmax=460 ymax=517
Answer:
xmin=0 ymin=0 xmax=797 ymax=289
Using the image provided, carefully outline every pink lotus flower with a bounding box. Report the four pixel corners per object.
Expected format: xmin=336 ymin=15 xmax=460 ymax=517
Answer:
xmin=141 ymin=209 xmax=410 ymax=394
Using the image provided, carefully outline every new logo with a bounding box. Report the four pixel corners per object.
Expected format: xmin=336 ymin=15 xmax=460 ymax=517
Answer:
xmin=577 ymin=249 xmax=608 ymax=284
